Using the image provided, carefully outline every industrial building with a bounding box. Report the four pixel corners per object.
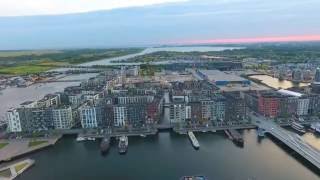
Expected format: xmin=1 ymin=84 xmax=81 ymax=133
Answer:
xmin=196 ymin=70 xmax=251 ymax=86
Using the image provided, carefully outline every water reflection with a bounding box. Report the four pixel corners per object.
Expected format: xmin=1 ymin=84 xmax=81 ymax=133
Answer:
xmin=250 ymin=75 xmax=309 ymax=89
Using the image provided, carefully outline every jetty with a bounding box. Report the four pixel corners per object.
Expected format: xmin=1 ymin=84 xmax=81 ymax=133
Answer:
xmin=187 ymin=131 xmax=200 ymax=149
xmin=0 ymin=159 xmax=35 ymax=180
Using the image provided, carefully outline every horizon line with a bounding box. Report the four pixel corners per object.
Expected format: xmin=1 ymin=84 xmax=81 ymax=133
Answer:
xmin=167 ymin=34 xmax=320 ymax=45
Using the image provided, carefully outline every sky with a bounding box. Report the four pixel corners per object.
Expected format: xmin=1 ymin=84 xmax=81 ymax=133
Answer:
xmin=0 ymin=0 xmax=320 ymax=50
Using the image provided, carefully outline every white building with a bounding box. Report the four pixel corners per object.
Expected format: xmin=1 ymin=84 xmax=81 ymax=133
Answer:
xmin=52 ymin=107 xmax=73 ymax=129
xmin=6 ymin=108 xmax=22 ymax=132
xmin=185 ymin=105 xmax=192 ymax=120
xmin=297 ymin=98 xmax=310 ymax=116
xmin=169 ymin=103 xmax=187 ymax=123
xmin=79 ymin=105 xmax=98 ymax=128
xmin=117 ymin=96 xmax=154 ymax=105
xmin=113 ymin=106 xmax=127 ymax=127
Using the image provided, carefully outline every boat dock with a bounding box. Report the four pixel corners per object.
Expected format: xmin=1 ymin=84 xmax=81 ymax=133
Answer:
xmin=187 ymin=131 xmax=200 ymax=149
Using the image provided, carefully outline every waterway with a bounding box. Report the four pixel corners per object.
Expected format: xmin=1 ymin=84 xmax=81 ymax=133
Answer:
xmin=17 ymin=130 xmax=320 ymax=180
xmin=249 ymin=75 xmax=310 ymax=89
xmin=80 ymin=46 xmax=243 ymax=66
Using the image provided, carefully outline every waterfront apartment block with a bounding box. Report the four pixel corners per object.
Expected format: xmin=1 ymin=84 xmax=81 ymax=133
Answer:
xmin=79 ymin=101 xmax=105 ymax=129
xmin=52 ymin=106 xmax=73 ymax=129
xmin=244 ymin=89 xmax=316 ymax=118
xmin=6 ymin=108 xmax=21 ymax=132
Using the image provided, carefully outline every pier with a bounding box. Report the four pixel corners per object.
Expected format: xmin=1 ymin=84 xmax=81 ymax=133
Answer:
xmin=0 ymin=159 xmax=35 ymax=179
xmin=250 ymin=112 xmax=320 ymax=170
xmin=187 ymin=131 xmax=200 ymax=149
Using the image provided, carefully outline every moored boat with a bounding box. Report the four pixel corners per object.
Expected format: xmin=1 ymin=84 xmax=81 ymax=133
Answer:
xmin=180 ymin=175 xmax=207 ymax=180
xmin=100 ymin=137 xmax=110 ymax=153
xmin=118 ymin=136 xmax=128 ymax=154
xmin=76 ymin=136 xmax=85 ymax=142
xmin=291 ymin=121 xmax=306 ymax=133
xmin=310 ymin=122 xmax=320 ymax=133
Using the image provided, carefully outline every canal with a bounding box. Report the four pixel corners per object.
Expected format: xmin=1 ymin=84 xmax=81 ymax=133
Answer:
xmin=17 ymin=130 xmax=320 ymax=180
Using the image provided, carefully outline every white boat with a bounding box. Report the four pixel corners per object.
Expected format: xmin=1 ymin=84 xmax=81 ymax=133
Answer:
xmin=118 ymin=136 xmax=128 ymax=154
xmin=291 ymin=121 xmax=306 ymax=133
xmin=76 ymin=136 xmax=86 ymax=142
xmin=188 ymin=131 xmax=200 ymax=149
xmin=87 ymin=137 xmax=96 ymax=141
xmin=310 ymin=122 xmax=320 ymax=133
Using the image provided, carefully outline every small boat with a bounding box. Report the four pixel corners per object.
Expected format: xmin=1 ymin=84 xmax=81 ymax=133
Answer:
xmin=140 ymin=134 xmax=146 ymax=138
xmin=87 ymin=137 xmax=96 ymax=141
xmin=310 ymin=122 xmax=320 ymax=133
xmin=180 ymin=175 xmax=207 ymax=180
xmin=118 ymin=136 xmax=128 ymax=154
xmin=291 ymin=121 xmax=306 ymax=133
xmin=257 ymin=128 xmax=265 ymax=137
xmin=100 ymin=137 xmax=110 ymax=153
xmin=76 ymin=136 xmax=86 ymax=142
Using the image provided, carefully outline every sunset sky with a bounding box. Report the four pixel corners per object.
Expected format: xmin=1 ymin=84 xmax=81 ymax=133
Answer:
xmin=0 ymin=0 xmax=319 ymax=49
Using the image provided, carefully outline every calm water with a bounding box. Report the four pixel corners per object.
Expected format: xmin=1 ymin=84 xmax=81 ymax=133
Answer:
xmin=249 ymin=75 xmax=310 ymax=89
xmin=17 ymin=130 xmax=320 ymax=180
xmin=80 ymin=46 xmax=243 ymax=66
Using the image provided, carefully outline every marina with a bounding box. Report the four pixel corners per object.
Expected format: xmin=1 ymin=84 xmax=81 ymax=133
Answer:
xmin=14 ymin=131 xmax=320 ymax=180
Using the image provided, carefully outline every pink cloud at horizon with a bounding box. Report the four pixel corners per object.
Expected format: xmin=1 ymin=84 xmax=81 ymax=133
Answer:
xmin=169 ymin=35 xmax=320 ymax=45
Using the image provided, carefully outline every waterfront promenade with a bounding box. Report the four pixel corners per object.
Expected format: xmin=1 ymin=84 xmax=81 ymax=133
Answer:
xmin=0 ymin=136 xmax=61 ymax=162
xmin=250 ymin=112 xmax=320 ymax=170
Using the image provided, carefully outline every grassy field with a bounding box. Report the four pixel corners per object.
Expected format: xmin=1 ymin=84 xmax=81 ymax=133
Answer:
xmin=28 ymin=140 xmax=48 ymax=147
xmin=14 ymin=162 xmax=29 ymax=172
xmin=0 ymin=142 xmax=8 ymax=149
xmin=0 ymin=168 xmax=11 ymax=178
xmin=0 ymin=48 xmax=143 ymax=75
xmin=0 ymin=50 xmax=62 ymax=57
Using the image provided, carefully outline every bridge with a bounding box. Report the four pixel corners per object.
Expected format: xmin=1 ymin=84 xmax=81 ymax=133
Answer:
xmin=37 ymin=79 xmax=85 ymax=83
xmin=249 ymin=112 xmax=320 ymax=170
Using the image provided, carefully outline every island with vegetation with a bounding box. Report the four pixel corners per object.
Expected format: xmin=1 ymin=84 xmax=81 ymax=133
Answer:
xmin=0 ymin=48 xmax=143 ymax=75
xmin=118 ymin=43 xmax=320 ymax=64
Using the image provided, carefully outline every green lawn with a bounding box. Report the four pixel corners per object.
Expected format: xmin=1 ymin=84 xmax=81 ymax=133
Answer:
xmin=14 ymin=162 xmax=28 ymax=172
xmin=0 ymin=168 xmax=11 ymax=178
xmin=0 ymin=50 xmax=61 ymax=57
xmin=0 ymin=142 xmax=8 ymax=149
xmin=28 ymin=140 xmax=48 ymax=147
xmin=0 ymin=65 xmax=53 ymax=75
